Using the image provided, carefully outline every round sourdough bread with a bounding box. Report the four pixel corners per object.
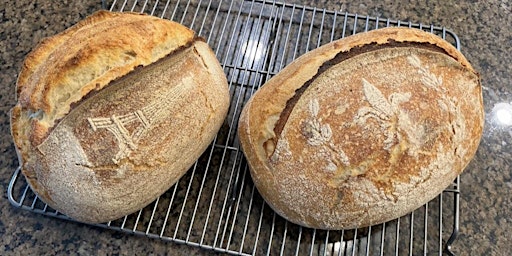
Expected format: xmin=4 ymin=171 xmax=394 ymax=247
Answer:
xmin=238 ymin=27 xmax=483 ymax=230
xmin=10 ymin=11 xmax=230 ymax=223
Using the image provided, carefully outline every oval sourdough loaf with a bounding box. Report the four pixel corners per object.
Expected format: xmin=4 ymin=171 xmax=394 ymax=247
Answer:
xmin=238 ymin=27 xmax=483 ymax=230
xmin=10 ymin=11 xmax=230 ymax=223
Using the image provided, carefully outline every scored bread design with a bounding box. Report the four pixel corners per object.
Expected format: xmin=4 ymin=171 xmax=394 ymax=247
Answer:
xmin=11 ymin=11 xmax=230 ymax=223
xmin=238 ymin=27 xmax=483 ymax=230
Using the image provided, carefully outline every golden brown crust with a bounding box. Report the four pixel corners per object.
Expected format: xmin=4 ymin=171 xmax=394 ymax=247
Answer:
xmin=15 ymin=10 xmax=195 ymax=145
xmin=238 ymin=27 xmax=483 ymax=229
xmin=11 ymin=11 xmax=230 ymax=223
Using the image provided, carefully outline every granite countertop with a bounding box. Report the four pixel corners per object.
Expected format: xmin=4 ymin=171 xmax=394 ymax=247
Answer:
xmin=1 ymin=0 xmax=510 ymax=255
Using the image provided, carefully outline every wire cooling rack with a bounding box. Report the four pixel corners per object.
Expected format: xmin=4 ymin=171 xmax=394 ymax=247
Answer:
xmin=8 ymin=0 xmax=462 ymax=255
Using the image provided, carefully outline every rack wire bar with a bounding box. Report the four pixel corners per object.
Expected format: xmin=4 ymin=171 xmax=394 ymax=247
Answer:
xmin=8 ymin=0 xmax=461 ymax=255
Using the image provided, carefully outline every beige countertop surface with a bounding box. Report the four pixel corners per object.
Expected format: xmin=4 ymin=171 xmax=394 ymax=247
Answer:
xmin=1 ymin=0 xmax=510 ymax=255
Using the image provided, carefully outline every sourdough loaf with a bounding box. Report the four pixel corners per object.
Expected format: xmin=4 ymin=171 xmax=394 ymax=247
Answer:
xmin=238 ymin=27 xmax=483 ymax=230
xmin=11 ymin=11 xmax=230 ymax=223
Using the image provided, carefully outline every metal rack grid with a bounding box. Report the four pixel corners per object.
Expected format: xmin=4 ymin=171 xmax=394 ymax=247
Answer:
xmin=8 ymin=0 xmax=462 ymax=255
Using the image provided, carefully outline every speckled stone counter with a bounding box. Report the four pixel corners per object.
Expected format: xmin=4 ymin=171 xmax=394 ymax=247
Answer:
xmin=1 ymin=0 xmax=510 ymax=255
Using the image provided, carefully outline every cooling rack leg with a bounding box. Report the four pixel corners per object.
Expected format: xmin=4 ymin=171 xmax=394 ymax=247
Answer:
xmin=444 ymin=178 xmax=461 ymax=256
xmin=7 ymin=167 xmax=23 ymax=207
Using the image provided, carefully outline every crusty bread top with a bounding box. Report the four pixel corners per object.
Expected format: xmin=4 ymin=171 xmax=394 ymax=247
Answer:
xmin=10 ymin=11 xmax=230 ymax=223
xmin=241 ymin=27 xmax=478 ymax=170
xmin=15 ymin=10 xmax=195 ymax=146
xmin=238 ymin=27 xmax=483 ymax=229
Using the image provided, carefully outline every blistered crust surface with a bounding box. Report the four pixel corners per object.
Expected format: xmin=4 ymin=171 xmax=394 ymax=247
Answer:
xmin=238 ymin=27 xmax=483 ymax=229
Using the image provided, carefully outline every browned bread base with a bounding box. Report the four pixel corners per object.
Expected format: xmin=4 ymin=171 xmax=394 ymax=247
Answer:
xmin=238 ymin=27 xmax=483 ymax=230
xmin=11 ymin=11 xmax=230 ymax=223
